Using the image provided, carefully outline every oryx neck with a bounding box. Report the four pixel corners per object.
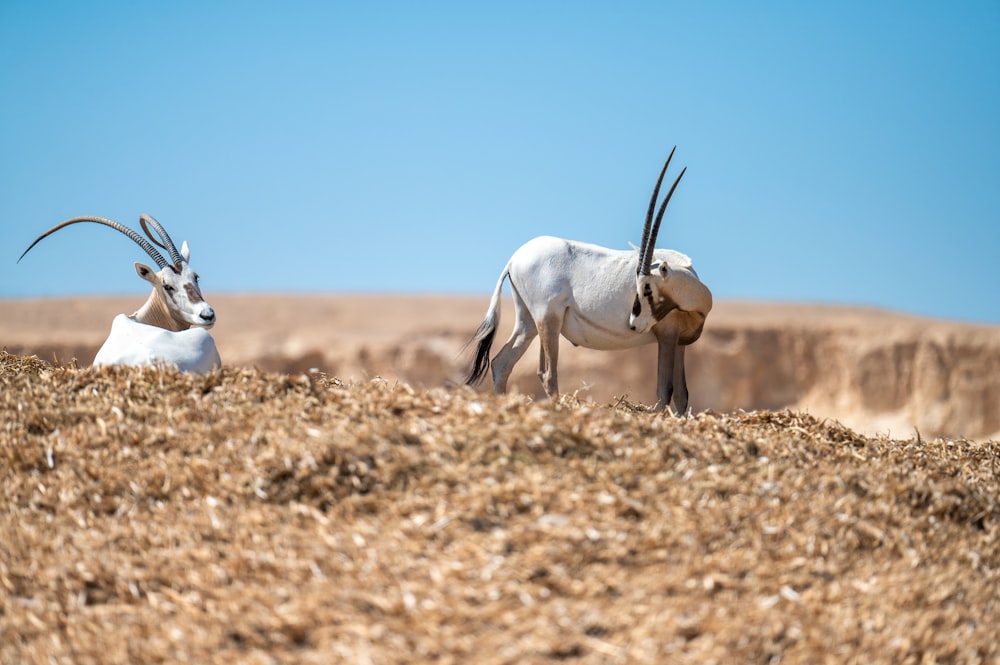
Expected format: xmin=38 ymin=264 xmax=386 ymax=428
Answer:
xmin=131 ymin=289 xmax=189 ymax=332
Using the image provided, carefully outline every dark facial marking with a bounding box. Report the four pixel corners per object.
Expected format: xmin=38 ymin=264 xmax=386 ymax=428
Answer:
xmin=646 ymin=289 xmax=678 ymax=322
xmin=184 ymin=283 xmax=204 ymax=303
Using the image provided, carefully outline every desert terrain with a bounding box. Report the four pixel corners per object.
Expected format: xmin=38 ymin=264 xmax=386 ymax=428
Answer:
xmin=1 ymin=354 xmax=998 ymax=663
xmin=2 ymin=297 xmax=999 ymax=663
xmin=2 ymin=294 xmax=998 ymax=441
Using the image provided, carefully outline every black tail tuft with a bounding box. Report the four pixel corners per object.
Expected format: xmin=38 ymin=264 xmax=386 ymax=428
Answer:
xmin=465 ymin=321 xmax=497 ymax=386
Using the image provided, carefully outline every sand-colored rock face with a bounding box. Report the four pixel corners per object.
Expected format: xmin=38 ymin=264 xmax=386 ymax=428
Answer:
xmin=2 ymin=295 xmax=998 ymax=440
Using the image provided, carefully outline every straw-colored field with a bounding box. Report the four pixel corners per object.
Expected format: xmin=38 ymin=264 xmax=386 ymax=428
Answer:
xmin=2 ymin=351 xmax=997 ymax=664
xmin=4 ymin=295 xmax=1000 ymax=442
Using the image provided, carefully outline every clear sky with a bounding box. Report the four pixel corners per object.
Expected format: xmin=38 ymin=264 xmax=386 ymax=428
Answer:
xmin=2 ymin=1 xmax=998 ymax=323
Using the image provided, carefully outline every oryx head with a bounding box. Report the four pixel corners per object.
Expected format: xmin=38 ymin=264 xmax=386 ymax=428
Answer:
xmin=19 ymin=214 xmax=217 ymax=330
xmin=629 ymin=148 xmax=712 ymax=335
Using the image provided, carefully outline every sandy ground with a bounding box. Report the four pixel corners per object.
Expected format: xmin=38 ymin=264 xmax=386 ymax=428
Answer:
xmin=2 ymin=294 xmax=998 ymax=440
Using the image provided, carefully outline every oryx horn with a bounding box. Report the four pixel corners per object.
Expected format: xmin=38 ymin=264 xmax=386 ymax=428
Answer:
xmin=139 ymin=213 xmax=184 ymax=266
xmin=638 ymin=147 xmax=686 ymax=276
xmin=18 ymin=216 xmax=170 ymax=269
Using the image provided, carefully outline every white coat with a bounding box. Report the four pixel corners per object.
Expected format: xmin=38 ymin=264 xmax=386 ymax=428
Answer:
xmin=94 ymin=314 xmax=221 ymax=374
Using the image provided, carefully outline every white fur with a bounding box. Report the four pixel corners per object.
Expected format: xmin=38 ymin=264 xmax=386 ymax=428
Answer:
xmin=94 ymin=314 xmax=221 ymax=374
xmin=467 ymin=235 xmax=711 ymax=412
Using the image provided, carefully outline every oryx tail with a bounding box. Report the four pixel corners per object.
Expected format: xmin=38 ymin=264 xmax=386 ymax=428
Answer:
xmin=465 ymin=263 xmax=511 ymax=385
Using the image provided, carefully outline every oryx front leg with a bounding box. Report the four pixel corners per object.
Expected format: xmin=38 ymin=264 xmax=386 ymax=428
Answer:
xmin=671 ymin=344 xmax=689 ymax=415
xmin=536 ymin=310 xmax=565 ymax=398
xmin=655 ymin=327 xmax=681 ymax=413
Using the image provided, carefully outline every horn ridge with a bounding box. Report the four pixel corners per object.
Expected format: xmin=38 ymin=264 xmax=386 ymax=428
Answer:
xmin=139 ymin=214 xmax=183 ymax=265
xmin=17 ymin=216 xmax=169 ymax=268
xmin=638 ymin=146 xmax=676 ymax=276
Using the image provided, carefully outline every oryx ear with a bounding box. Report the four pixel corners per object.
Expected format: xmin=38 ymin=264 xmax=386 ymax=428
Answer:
xmin=180 ymin=241 xmax=190 ymax=262
xmin=135 ymin=262 xmax=158 ymax=284
xmin=659 ymin=262 xmax=669 ymax=276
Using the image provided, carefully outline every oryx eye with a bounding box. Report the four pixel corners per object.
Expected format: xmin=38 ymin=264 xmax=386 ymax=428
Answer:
xmin=643 ymin=284 xmax=652 ymax=297
xmin=163 ymin=284 xmax=175 ymax=293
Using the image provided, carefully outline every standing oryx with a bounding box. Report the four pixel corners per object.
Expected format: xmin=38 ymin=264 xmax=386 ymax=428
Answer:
xmin=18 ymin=215 xmax=221 ymax=373
xmin=466 ymin=147 xmax=712 ymax=413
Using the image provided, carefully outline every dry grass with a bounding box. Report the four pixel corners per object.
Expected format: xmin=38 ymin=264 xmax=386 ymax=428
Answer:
xmin=1 ymin=351 xmax=998 ymax=664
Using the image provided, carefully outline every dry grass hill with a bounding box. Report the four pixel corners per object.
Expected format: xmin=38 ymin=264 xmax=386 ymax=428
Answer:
xmin=2 ymin=295 xmax=998 ymax=440
xmin=1 ymin=296 xmax=999 ymax=663
xmin=1 ymin=352 xmax=998 ymax=663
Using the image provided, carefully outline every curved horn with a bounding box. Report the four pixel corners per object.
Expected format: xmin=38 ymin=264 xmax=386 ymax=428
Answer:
xmin=638 ymin=146 xmax=676 ymax=276
xmin=139 ymin=214 xmax=183 ymax=265
xmin=17 ymin=216 xmax=169 ymax=269
xmin=644 ymin=166 xmax=687 ymax=270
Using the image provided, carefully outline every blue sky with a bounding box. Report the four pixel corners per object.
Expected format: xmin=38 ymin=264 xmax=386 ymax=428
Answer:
xmin=2 ymin=1 xmax=998 ymax=323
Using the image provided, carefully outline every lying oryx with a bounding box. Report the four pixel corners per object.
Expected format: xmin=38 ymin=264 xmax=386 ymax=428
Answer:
xmin=466 ymin=148 xmax=712 ymax=413
xmin=18 ymin=215 xmax=221 ymax=373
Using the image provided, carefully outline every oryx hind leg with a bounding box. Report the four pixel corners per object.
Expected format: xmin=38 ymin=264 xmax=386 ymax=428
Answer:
xmin=491 ymin=290 xmax=537 ymax=394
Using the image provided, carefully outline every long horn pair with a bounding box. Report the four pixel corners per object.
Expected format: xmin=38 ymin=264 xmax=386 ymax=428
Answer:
xmin=139 ymin=214 xmax=183 ymax=266
xmin=17 ymin=216 xmax=171 ymax=269
xmin=637 ymin=147 xmax=686 ymax=276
